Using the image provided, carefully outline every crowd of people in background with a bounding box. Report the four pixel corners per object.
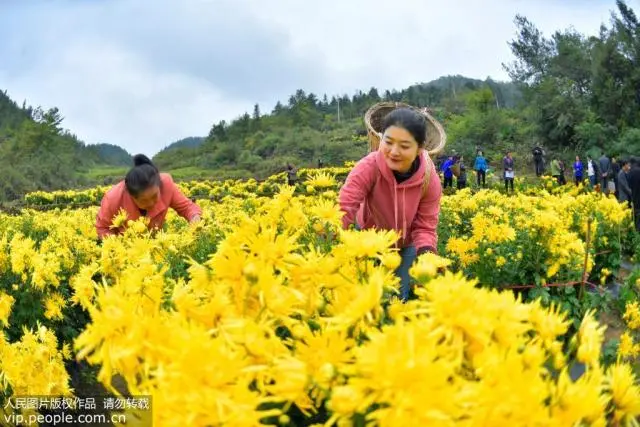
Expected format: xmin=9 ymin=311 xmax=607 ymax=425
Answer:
xmin=435 ymin=146 xmax=640 ymax=232
xmin=552 ymin=151 xmax=640 ymax=231
xmin=437 ymin=148 xmax=516 ymax=194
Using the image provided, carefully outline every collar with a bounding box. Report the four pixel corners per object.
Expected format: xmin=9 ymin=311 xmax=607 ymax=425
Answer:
xmin=392 ymin=156 xmax=420 ymax=183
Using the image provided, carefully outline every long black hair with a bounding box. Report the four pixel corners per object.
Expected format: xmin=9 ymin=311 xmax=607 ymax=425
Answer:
xmin=382 ymin=108 xmax=427 ymax=147
xmin=125 ymin=154 xmax=160 ymax=197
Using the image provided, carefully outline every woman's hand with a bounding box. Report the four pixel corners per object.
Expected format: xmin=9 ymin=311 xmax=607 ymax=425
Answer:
xmin=416 ymin=246 xmax=436 ymax=256
xmin=189 ymin=215 xmax=203 ymax=232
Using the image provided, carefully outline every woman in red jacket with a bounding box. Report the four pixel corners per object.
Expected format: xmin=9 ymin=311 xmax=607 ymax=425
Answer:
xmin=339 ymin=108 xmax=442 ymax=301
xmin=96 ymin=154 xmax=201 ymax=239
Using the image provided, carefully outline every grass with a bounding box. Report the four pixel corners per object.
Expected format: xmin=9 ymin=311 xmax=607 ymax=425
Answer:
xmin=81 ymin=166 xmax=128 ymax=180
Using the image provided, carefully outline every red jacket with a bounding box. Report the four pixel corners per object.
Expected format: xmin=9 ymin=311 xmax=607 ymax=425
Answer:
xmin=339 ymin=151 xmax=442 ymax=250
xmin=96 ymin=173 xmax=201 ymax=238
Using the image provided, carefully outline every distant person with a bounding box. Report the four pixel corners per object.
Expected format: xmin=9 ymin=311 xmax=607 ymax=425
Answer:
xmin=503 ymin=151 xmax=515 ymax=193
xmin=551 ymin=159 xmax=561 ymax=185
xmin=473 ymin=150 xmax=488 ymax=188
xmin=617 ymin=159 xmax=632 ymax=207
xmin=441 ymin=156 xmax=454 ymax=188
xmin=96 ymin=154 xmax=201 ymax=239
xmin=587 ymin=155 xmax=599 ymax=188
xmin=318 ymin=158 xmax=324 ymax=168
xmin=457 ymin=164 xmax=467 ymax=190
xmin=599 ymin=152 xmax=612 ymax=194
xmin=627 ymin=157 xmax=640 ymax=231
xmin=286 ymin=163 xmax=298 ymax=186
xmin=532 ymin=146 xmax=544 ymax=176
xmin=451 ymin=149 xmax=459 ymax=164
xmin=573 ymin=156 xmax=584 ymax=186
xmin=558 ymin=159 xmax=567 ymax=185
xmin=339 ymin=107 xmax=442 ymax=302
xmin=612 ymin=156 xmax=621 ymax=198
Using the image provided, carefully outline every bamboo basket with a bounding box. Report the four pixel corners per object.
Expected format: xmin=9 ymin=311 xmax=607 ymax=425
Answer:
xmin=364 ymin=102 xmax=446 ymax=156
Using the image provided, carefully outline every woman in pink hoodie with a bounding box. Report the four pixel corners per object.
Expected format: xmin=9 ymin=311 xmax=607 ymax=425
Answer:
xmin=339 ymin=108 xmax=442 ymax=301
xmin=95 ymin=154 xmax=202 ymax=239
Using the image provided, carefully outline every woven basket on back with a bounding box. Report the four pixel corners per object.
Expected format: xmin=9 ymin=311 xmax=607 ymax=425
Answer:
xmin=364 ymin=102 xmax=446 ymax=156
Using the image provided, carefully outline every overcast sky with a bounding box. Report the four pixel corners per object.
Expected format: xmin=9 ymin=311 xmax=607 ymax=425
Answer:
xmin=0 ymin=0 xmax=619 ymax=156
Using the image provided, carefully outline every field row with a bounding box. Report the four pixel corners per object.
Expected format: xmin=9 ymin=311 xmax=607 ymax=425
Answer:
xmin=0 ymin=171 xmax=639 ymax=425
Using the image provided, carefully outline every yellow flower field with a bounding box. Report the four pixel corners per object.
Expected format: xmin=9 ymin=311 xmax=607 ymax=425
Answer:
xmin=0 ymin=168 xmax=639 ymax=426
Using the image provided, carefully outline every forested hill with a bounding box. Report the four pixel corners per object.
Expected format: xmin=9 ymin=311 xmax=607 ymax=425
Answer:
xmin=151 ymin=75 xmax=521 ymax=179
xmin=85 ymin=143 xmax=132 ymax=167
xmin=153 ymin=136 xmax=205 ymax=160
xmin=157 ymin=136 xmax=205 ymax=153
xmin=0 ymin=90 xmax=131 ymax=200
xmin=0 ymin=75 xmax=516 ymax=201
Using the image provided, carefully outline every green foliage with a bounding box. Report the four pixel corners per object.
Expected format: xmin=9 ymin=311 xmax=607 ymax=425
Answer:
xmin=81 ymin=166 xmax=128 ymax=183
xmin=84 ymin=143 xmax=132 ymax=166
xmin=0 ymin=91 xmax=134 ymax=201
xmin=613 ymin=128 xmax=640 ymax=156
xmin=0 ymin=90 xmax=30 ymax=131
xmin=602 ymin=338 xmax=620 ymax=367
xmin=446 ymin=86 xmax=530 ymax=162
xmin=503 ymin=1 xmax=640 ymax=160
xmin=151 ymin=76 xmax=520 ymax=181
xmin=2 ymin=72 xmax=523 ymax=196
xmin=619 ymin=267 xmax=640 ymax=309
xmin=154 ymin=136 xmax=205 ymax=160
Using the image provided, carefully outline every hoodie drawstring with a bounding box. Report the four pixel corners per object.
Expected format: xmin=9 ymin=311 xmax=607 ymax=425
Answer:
xmin=393 ymin=180 xmax=398 ymax=248
xmin=402 ymin=187 xmax=407 ymax=242
xmin=392 ymin=181 xmax=408 ymax=247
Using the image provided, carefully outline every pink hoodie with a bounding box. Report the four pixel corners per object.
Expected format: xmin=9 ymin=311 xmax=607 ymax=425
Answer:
xmin=96 ymin=173 xmax=202 ymax=239
xmin=339 ymin=150 xmax=442 ymax=250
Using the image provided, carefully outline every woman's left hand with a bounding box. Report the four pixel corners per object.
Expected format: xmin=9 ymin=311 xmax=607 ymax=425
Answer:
xmin=416 ymin=246 xmax=436 ymax=256
xmin=189 ymin=215 xmax=203 ymax=231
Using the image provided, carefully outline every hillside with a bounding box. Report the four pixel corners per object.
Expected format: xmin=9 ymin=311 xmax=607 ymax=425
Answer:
xmin=153 ymin=136 xmax=206 ymax=171
xmin=156 ymin=136 xmax=205 ymax=154
xmin=4 ymin=75 xmax=519 ymax=201
xmin=397 ymin=75 xmax=522 ymax=110
xmin=86 ymin=143 xmax=132 ymax=167
xmin=0 ymin=90 xmax=30 ymax=131
xmin=152 ymin=75 xmax=521 ymax=180
xmin=0 ymin=90 xmax=131 ymax=200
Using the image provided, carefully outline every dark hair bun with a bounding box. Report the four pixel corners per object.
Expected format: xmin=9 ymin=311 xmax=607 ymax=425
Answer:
xmin=133 ymin=154 xmax=154 ymax=167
